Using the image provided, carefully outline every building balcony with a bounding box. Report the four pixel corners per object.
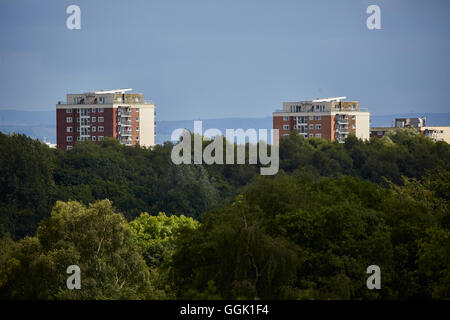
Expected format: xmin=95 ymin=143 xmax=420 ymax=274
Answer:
xmin=118 ymin=121 xmax=132 ymax=127
xmin=335 ymin=119 xmax=349 ymax=124
xmin=119 ymin=138 xmax=132 ymax=146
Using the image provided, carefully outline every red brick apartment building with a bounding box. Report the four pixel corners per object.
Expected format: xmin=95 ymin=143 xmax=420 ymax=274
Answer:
xmin=273 ymin=97 xmax=370 ymax=143
xmin=56 ymin=89 xmax=155 ymax=151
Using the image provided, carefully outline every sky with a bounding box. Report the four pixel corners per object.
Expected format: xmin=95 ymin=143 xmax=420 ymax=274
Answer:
xmin=0 ymin=0 xmax=449 ymax=120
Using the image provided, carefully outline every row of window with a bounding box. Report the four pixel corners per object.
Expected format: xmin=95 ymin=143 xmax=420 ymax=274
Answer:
xmin=283 ymin=133 xmax=322 ymax=138
xmin=66 ymin=126 xmax=141 ymax=133
xmin=283 ymin=116 xmax=323 ymax=121
xmin=66 ymin=117 xmax=104 ymax=123
xmin=335 ymin=104 xmax=357 ymax=110
xmin=67 ymin=108 xmax=141 ymax=113
xmin=73 ymin=97 xmax=108 ymax=104
xmin=66 ymin=136 xmax=105 ymax=142
xmin=66 ymin=135 xmax=141 ymax=149
xmin=73 ymin=97 xmax=96 ymax=104
xmin=66 ymin=108 xmax=105 ymax=113
xmin=284 ymin=124 xmax=356 ymax=131
xmin=288 ymin=105 xmax=326 ymax=112
xmin=283 ymin=124 xmax=323 ymax=130
xmin=283 ymin=115 xmax=357 ymax=121
xmin=66 ymin=126 xmax=105 ymax=133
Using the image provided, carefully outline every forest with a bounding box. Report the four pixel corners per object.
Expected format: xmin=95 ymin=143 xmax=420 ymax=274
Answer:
xmin=0 ymin=128 xmax=448 ymax=299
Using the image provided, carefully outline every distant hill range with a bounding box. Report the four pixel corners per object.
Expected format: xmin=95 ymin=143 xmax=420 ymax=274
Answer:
xmin=1 ymin=110 xmax=450 ymax=145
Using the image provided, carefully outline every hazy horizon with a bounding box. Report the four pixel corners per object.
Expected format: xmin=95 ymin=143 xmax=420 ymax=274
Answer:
xmin=1 ymin=0 xmax=449 ymax=120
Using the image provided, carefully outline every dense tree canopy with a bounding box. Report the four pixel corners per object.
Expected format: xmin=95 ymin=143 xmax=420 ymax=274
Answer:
xmin=0 ymin=130 xmax=448 ymax=299
xmin=0 ymin=200 xmax=156 ymax=299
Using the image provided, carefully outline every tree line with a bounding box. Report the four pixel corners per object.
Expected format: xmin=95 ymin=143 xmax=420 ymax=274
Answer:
xmin=0 ymin=129 xmax=448 ymax=299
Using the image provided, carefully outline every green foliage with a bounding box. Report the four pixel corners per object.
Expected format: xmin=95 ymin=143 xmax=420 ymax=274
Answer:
xmin=0 ymin=200 xmax=161 ymax=299
xmin=171 ymin=197 xmax=299 ymax=299
xmin=129 ymin=212 xmax=199 ymax=268
xmin=279 ymin=130 xmax=450 ymax=185
xmin=417 ymin=228 xmax=450 ymax=299
xmin=0 ymin=133 xmax=56 ymax=239
xmin=171 ymin=172 xmax=450 ymax=299
xmin=0 ymin=130 xmax=449 ymax=299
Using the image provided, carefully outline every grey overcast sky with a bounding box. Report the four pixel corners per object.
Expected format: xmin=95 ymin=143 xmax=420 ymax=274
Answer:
xmin=0 ymin=0 xmax=449 ymax=120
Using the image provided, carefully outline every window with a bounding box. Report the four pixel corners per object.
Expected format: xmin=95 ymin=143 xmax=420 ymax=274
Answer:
xmin=315 ymin=133 xmax=322 ymax=138
xmin=98 ymin=136 xmax=104 ymax=141
xmin=352 ymin=125 xmax=356 ymax=129
xmin=77 ymin=118 xmax=80 ymax=123
xmin=136 ymin=117 xmax=139 ymax=122
xmin=98 ymin=108 xmax=104 ymax=113
xmin=283 ymin=134 xmax=289 ymax=137
xmin=136 ymin=136 xmax=139 ymax=141
xmin=66 ymin=146 xmax=73 ymax=150
xmin=283 ymin=125 xmax=289 ymax=130
xmin=66 ymin=127 xmax=73 ymax=133
xmin=92 ymin=117 xmax=96 ymax=122
xmin=77 ymin=127 xmax=80 ymax=132
xmin=309 ymin=124 xmax=314 ymax=130
xmin=283 ymin=116 xmax=289 ymax=121
xmin=352 ymin=115 xmax=356 ymax=120
xmin=99 ymin=97 xmax=105 ymax=104
xmin=92 ymin=126 xmax=96 ymax=132
xmin=92 ymin=136 xmax=97 ymax=141
xmin=309 ymin=116 xmax=314 ymax=120
xmin=135 ymin=108 xmax=139 ymax=113
xmin=98 ymin=126 xmax=104 ymax=132
xmin=316 ymin=116 xmax=321 ymax=120
xmin=66 ymin=108 xmax=72 ymax=113
xmin=66 ymin=117 xmax=73 ymax=123
xmin=309 ymin=134 xmax=314 ymax=137
xmin=66 ymin=136 xmax=73 ymax=142
xmin=98 ymin=117 xmax=104 ymax=122
xmin=92 ymin=108 xmax=96 ymax=113
xmin=77 ymin=136 xmax=81 ymax=141
xmin=316 ymin=124 xmax=321 ymax=130
xmin=351 ymin=104 xmax=356 ymax=110
xmin=136 ymin=127 xmax=139 ymax=131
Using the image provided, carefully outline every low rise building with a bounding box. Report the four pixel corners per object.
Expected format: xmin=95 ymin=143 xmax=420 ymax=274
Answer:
xmin=421 ymin=126 xmax=450 ymax=143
